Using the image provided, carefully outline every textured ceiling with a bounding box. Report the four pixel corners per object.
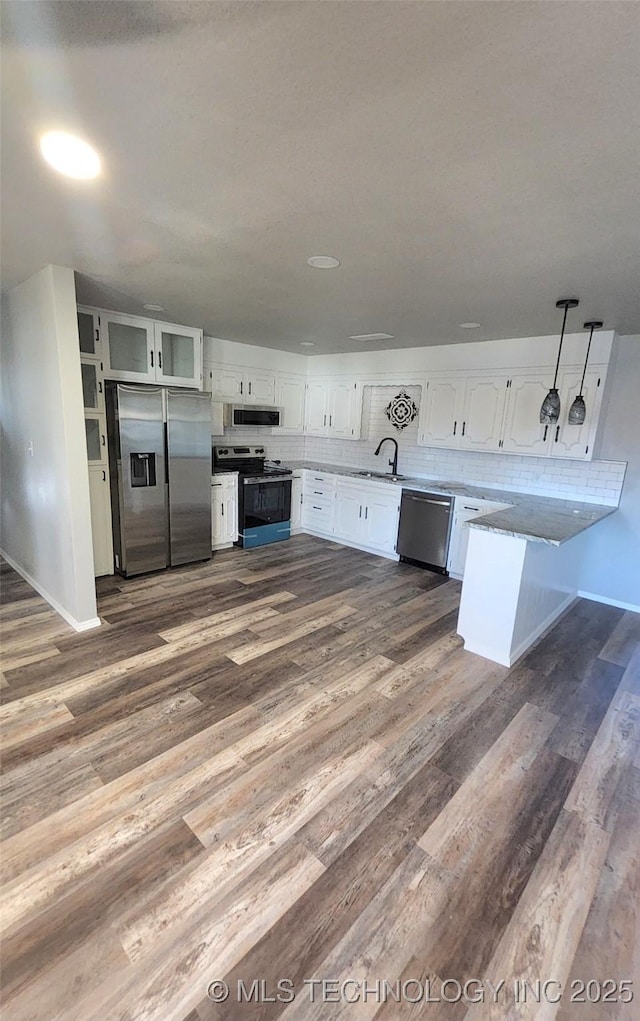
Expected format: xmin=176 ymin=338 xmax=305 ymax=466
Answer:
xmin=1 ymin=0 xmax=639 ymax=354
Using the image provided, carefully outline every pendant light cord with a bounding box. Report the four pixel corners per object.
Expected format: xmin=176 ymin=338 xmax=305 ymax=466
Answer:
xmin=579 ymin=325 xmax=595 ymax=394
xmin=552 ymin=303 xmax=569 ymax=389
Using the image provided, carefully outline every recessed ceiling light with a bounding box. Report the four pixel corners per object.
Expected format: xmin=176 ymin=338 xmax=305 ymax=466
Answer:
xmin=299 ymin=341 xmax=316 ymax=347
xmin=40 ymin=131 xmax=101 ymax=179
xmin=349 ymin=333 xmax=395 ymax=342
xmin=459 ymin=322 xmax=481 ymax=329
xmin=143 ymin=303 xmax=165 ymax=312
xmin=306 ymin=255 xmax=340 ymax=269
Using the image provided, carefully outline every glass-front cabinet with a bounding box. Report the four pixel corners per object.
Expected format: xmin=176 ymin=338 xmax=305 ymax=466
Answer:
xmin=102 ymin=312 xmax=156 ymax=383
xmin=154 ymin=322 xmax=202 ymax=387
xmin=81 ymin=361 xmax=104 ymax=412
xmin=84 ymin=309 xmax=203 ymax=388
xmin=77 ymin=308 xmax=101 ymax=359
xmin=84 ymin=413 xmax=107 ymax=463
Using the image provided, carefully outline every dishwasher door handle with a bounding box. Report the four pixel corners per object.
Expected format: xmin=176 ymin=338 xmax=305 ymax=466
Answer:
xmin=407 ymin=496 xmax=451 ymax=508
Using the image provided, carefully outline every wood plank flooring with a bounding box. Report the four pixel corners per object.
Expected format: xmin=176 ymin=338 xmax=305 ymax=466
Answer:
xmin=0 ymin=534 xmax=638 ymax=1021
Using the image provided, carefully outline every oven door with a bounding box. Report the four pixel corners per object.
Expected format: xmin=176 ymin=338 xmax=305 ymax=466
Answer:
xmin=241 ymin=477 xmax=292 ymax=529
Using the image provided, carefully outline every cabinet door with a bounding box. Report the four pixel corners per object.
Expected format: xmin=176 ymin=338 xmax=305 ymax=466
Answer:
xmin=363 ymin=491 xmax=401 ymax=553
xmin=77 ymin=308 xmax=101 ymax=359
xmin=276 ymin=376 xmax=306 ymax=432
xmin=290 ymin=475 xmax=303 ymax=529
xmin=333 ymin=483 xmax=365 ymax=542
xmin=329 ymin=381 xmax=362 ymax=439
xmin=210 ymin=366 xmax=245 ymax=402
xmin=84 ymin=413 xmax=108 ymax=464
xmin=461 ymin=376 xmax=509 ymax=451
xmin=88 ymin=465 xmax=113 ymax=577
xmin=154 ymin=323 xmax=202 ymax=389
xmin=552 ymin=369 xmax=603 ymax=460
xmin=223 ymin=483 xmax=238 ymax=543
xmin=500 ymin=373 xmax=552 ymax=455
xmin=81 ymin=360 xmax=105 ymax=413
xmin=102 ymin=313 xmax=155 ymax=383
xmin=247 ymin=371 xmax=276 ymax=404
xmin=211 ymin=484 xmax=225 ymax=546
xmin=418 ymin=377 xmax=465 ymax=447
xmin=305 ymin=382 xmax=329 ymax=434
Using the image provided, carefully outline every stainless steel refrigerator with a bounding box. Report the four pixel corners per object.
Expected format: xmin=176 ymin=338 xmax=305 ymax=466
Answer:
xmin=106 ymin=383 xmax=211 ymax=577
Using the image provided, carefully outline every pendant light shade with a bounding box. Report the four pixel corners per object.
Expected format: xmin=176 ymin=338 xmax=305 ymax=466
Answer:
xmin=568 ymin=320 xmax=603 ymax=425
xmin=540 ymin=298 xmax=579 ymax=424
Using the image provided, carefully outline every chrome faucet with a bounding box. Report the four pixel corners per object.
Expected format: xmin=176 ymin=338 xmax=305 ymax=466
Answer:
xmin=374 ymin=436 xmax=399 ymax=476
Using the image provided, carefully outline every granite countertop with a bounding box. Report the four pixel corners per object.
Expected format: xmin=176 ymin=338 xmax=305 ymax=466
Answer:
xmin=285 ymin=460 xmax=616 ymax=546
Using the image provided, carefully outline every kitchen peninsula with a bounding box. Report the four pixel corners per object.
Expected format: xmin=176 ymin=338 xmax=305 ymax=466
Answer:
xmin=287 ymin=460 xmax=617 ymax=666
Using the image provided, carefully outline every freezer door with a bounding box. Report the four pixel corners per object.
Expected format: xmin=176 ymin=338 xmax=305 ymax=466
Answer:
xmin=117 ymin=384 xmax=168 ymax=575
xmin=166 ymin=389 xmax=212 ymax=566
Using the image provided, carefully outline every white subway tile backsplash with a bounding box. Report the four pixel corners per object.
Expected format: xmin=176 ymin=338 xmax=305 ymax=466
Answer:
xmin=213 ymin=386 xmax=626 ymax=505
xmin=303 ymin=384 xmax=626 ymax=506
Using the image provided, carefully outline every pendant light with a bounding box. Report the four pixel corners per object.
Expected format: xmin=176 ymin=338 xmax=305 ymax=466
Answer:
xmin=540 ymin=298 xmax=579 ymax=424
xmin=568 ymin=320 xmax=603 ymax=425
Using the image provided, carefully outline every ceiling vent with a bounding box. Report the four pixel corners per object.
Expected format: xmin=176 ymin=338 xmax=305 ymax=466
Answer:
xmin=349 ymin=333 xmax=395 ymax=342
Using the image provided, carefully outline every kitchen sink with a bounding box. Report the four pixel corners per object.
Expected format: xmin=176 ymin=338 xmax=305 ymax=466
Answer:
xmin=356 ymin=470 xmax=406 ymax=481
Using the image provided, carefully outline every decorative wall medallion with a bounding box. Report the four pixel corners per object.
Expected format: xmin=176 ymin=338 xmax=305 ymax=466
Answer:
xmin=385 ymin=389 xmax=418 ymax=432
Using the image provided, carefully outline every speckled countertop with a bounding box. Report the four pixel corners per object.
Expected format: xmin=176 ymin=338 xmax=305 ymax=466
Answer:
xmin=285 ymin=460 xmax=617 ymax=546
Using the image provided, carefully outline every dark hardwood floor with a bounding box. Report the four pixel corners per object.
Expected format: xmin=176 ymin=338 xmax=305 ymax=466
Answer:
xmin=0 ymin=534 xmax=638 ymax=1021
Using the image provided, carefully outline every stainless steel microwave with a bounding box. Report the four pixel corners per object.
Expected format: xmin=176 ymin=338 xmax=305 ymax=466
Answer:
xmin=223 ymin=404 xmax=283 ymax=427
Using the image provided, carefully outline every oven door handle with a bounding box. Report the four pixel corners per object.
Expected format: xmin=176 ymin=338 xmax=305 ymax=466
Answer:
xmin=243 ymin=477 xmax=290 ymax=485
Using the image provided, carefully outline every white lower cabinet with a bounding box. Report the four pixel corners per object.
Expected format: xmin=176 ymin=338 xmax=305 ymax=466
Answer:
xmin=333 ymin=480 xmax=401 ymax=555
xmin=88 ymin=465 xmax=113 ymax=577
xmin=290 ymin=472 xmax=304 ymax=531
xmin=211 ymin=476 xmax=238 ymax=547
xmin=447 ymin=498 xmax=510 ymax=578
xmin=301 ymin=471 xmax=336 ymax=534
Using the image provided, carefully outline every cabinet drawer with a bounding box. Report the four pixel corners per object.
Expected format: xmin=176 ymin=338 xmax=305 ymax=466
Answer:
xmin=306 ymin=472 xmax=336 ymax=488
xmin=303 ymin=508 xmax=333 ymax=532
xmin=304 ymin=494 xmax=333 ymax=515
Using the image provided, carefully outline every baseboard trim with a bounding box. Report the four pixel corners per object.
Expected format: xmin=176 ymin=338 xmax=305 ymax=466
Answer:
xmin=300 ymin=528 xmax=399 ymax=561
xmin=461 ymin=592 xmax=577 ymax=668
xmin=577 ymin=590 xmax=640 ymax=613
xmin=508 ymin=593 xmax=578 ymax=666
xmin=0 ymin=548 xmax=101 ymax=633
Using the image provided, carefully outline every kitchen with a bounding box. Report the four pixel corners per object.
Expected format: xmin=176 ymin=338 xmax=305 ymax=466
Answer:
xmin=1 ymin=3 xmax=639 ymax=1021
xmin=76 ymin=300 xmax=627 ymax=668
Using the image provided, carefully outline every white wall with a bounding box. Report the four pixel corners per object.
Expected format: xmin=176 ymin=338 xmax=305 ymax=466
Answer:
xmin=579 ymin=334 xmax=640 ymax=610
xmin=0 ymin=265 xmax=98 ymax=630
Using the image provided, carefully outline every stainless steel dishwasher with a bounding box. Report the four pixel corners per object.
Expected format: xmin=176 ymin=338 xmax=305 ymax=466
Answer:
xmin=397 ymin=489 xmax=454 ymax=573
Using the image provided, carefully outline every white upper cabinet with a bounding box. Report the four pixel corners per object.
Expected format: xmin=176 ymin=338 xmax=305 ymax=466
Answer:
xmin=499 ymin=372 xmax=552 ymax=455
xmin=209 ymin=365 xmax=275 ymax=404
xmin=247 ymin=370 xmax=276 ymax=404
xmin=461 ymin=375 xmax=509 ymax=451
xmin=154 ymin=322 xmax=202 ymax=388
xmin=551 ymin=368 xmax=604 ymax=459
xmin=84 ymin=309 xmax=203 ymax=388
xmin=210 ymin=366 xmax=244 ymax=401
xmin=102 ymin=312 xmax=156 ymax=383
xmin=304 ymin=381 xmax=329 ymax=434
xmin=276 ymin=375 xmax=306 ymax=433
xmin=328 ymin=381 xmax=362 ymax=438
xmin=418 ymin=376 xmax=466 ymax=447
xmin=304 ymin=379 xmax=362 ymax=439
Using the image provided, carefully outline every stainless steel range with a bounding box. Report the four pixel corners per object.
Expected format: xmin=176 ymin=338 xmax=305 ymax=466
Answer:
xmin=213 ymin=445 xmax=292 ymax=548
